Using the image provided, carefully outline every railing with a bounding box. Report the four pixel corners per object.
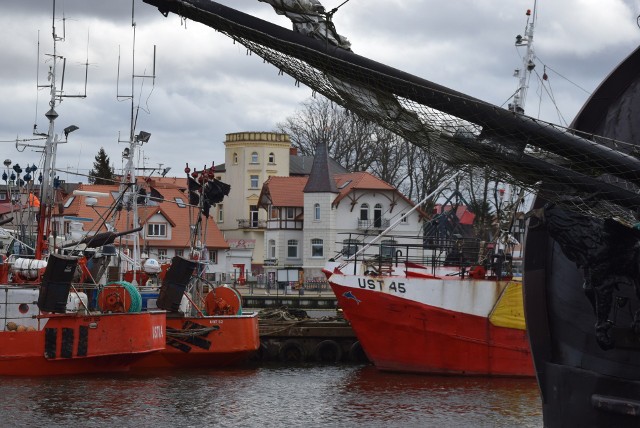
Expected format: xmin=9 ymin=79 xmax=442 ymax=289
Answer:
xmin=237 ymin=219 xmax=267 ymax=229
xmin=357 ymin=219 xmax=391 ymax=230
xmin=333 ymin=232 xmax=517 ymax=279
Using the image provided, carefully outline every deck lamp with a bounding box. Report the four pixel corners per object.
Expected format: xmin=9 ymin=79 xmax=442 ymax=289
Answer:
xmin=135 ymin=131 xmax=151 ymax=143
xmin=63 ymin=125 xmax=79 ymax=139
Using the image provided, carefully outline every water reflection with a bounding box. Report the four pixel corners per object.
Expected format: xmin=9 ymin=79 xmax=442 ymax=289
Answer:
xmin=0 ymin=365 xmax=541 ymax=427
xmin=336 ymin=366 xmax=541 ymax=426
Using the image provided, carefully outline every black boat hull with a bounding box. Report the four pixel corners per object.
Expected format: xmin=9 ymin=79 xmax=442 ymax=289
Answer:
xmin=524 ymin=45 xmax=640 ymax=427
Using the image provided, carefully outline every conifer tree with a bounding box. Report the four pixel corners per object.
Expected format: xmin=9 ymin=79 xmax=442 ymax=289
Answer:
xmin=88 ymin=147 xmax=115 ymax=184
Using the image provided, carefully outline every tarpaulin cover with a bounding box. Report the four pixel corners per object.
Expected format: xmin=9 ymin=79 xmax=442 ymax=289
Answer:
xmin=489 ymin=281 xmax=526 ymax=330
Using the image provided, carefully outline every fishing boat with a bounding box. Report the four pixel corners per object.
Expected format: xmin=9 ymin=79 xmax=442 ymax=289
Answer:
xmin=145 ymin=0 xmax=640 ymax=424
xmin=127 ymin=164 xmax=260 ymax=370
xmin=0 ymin=2 xmax=166 ymax=376
xmin=323 ymin=6 xmax=539 ymax=377
xmin=59 ymin=2 xmax=259 ymax=370
xmin=323 ymin=202 xmax=532 ymax=376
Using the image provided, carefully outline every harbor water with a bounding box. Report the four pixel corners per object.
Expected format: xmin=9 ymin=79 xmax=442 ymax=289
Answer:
xmin=0 ymin=364 xmax=542 ymax=427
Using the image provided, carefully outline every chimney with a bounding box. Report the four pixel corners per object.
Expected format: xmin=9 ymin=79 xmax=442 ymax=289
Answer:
xmin=290 ymin=147 xmax=298 ymax=156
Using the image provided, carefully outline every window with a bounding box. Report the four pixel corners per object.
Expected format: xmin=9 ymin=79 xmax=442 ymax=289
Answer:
xmin=0 ymin=193 xmax=5 ymax=201
xmin=374 ymin=203 xmax=383 ymax=228
xmin=147 ymin=223 xmax=167 ymax=237
xmin=287 ymin=239 xmax=298 ymax=258
xmin=233 ymin=153 xmax=238 ymax=164
xmin=338 ymin=180 xmax=352 ymax=189
xmin=314 ymin=203 xmax=320 ymax=221
xmin=175 ymin=197 xmax=186 ymax=208
xmin=250 ymin=175 xmax=259 ymax=189
xmin=269 ymin=239 xmax=276 ymax=259
xmin=209 ymin=250 xmax=218 ymax=264
xmin=286 ymin=207 xmax=295 ymax=219
xmin=251 ymin=152 xmax=259 ymax=163
xmin=175 ymin=249 xmax=184 ymax=258
xmin=157 ymin=248 xmax=168 ymax=261
xmin=360 ymin=203 xmax=369 ymax=221
xmin=64 ymin=196 xmax=75 ymax=208
xmin=342 ymin=239 xmax=359 ymax=256
xmin=400 ymin=212 xmax=408 ymax=223
xmin=381 ymin=239 xmax=397 ymax=259
xmin=218 ymin=204 xmax=224 ymax=222
xmin=250 ymin=205 xmax=259 ymax=228
xmin=311 ymin=238 xmax=323 ymax=257
xmin=268 ymin=152 xmax=275 ymax=163
xmin=270 ymin=206 xmax=280 ymax=220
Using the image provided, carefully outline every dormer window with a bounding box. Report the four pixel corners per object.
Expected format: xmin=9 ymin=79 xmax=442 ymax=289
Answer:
xmin=147 ymin=223 xmax=167 ymax=237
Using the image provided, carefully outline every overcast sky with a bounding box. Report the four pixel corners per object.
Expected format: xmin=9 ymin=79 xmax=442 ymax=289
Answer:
xmin=1 ymin=0 xmax=639 ymax=184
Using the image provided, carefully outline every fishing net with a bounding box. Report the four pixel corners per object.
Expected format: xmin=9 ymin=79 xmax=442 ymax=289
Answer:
xmin=144 ymin=0 xmax=640 ymax=227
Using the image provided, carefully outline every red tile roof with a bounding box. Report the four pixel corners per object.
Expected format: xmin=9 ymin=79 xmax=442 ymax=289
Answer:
xmin=434 ymin=204 xmax=476 ymax=225
xmin=55 ymin=182 xmax=228 ymax=250
xmin=259 ymin=171 xmax=428 ymax=218
xmin=259 ymin=176 xmax=308 ymax=207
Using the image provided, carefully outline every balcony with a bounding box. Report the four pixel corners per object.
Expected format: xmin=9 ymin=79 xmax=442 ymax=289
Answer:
xmin=357 ymin=219 xmax=391 ymax=230
xmin=237 ymin=219 xmax=267 ymax=229
xmin=266 ymin=219 xmax=303 ymax=230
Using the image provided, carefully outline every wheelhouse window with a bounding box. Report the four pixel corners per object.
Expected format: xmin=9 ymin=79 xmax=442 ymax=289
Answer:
xmin=287 ymin=239 xmax=298 ymax=258
xmin=147 ymin=223 xmax=167 ymax=237
xmin=314 ymin=203 xmax=320 ymax=221
xmin=311 ymin=238 xmax=323 ymax=257
xmin=381 ymin=239 xmax=397 ymax=259
xmin=342 ymin=239 xmax=359 ymax=256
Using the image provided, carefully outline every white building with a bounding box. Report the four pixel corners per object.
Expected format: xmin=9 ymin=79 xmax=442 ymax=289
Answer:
xmin=258 ymin=141 xmax=427 ymax=285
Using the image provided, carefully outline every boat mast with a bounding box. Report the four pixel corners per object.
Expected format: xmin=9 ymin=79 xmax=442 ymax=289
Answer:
xmin=32 ymin=1 xmax=84 ymax=259
xmin=509 ymin=2 xmax=537 ymax=114
xmin=116 ymin=0 xmax=155 ymax=282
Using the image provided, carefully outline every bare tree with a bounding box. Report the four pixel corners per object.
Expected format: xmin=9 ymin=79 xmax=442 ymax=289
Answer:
xmin=276 ymin=97 xmax=377 ymax=172
xmin=277 ymin=96 xmax=456 ymax=212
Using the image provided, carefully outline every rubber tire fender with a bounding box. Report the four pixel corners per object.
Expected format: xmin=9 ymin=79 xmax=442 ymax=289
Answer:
xmin=348 ymin=340 xmax=369 ymax=363
xmin=314 ymin=340 xmax=343 ymax=363
xmin=278 ymin=339 xmax=306 ymax=363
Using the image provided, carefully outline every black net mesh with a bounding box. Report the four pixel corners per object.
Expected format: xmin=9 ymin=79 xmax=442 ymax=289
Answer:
xmin=145 ymin=0 xmax=640 ymax=226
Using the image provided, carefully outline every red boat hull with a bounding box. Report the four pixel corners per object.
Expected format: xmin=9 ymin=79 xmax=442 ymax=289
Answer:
xmin=330 ymin=281 xmax=534 ymax=376
xmin=0 ymin=312 xmax=166 ymax=376
xmin=130 ymin=314 xmax=260 ymax=370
